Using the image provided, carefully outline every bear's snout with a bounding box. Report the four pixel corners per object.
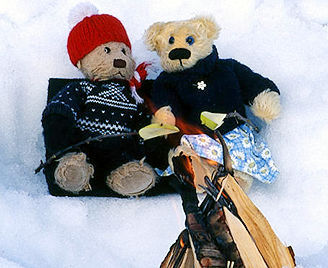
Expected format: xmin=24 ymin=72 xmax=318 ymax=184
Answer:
xmin=113 ymin=59 xmax=127 ymax=68
xmin=169 ymin=48 xmax=191 ymax=61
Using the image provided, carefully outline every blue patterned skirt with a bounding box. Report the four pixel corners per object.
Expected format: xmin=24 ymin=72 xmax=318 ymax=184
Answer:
xmin=158 ymin=124 xmax=279 ymax=184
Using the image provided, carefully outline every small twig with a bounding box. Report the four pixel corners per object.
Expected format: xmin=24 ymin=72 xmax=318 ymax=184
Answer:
xmin=215 ymin=177 xmax=227 ymax=202
xmin=213 ymin=130 xmax=234 ymax=176
xmin=198 ymin=185 xmax=218 ymax=201
xmin=35 ymin=132 xmax=138 ymax=174
xmin=226 ymin=111 xmax=259 ymax=133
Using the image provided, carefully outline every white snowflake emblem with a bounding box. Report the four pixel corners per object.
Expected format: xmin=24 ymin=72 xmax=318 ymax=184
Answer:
xmin=197 ymin=81 xmax=207 ymax=90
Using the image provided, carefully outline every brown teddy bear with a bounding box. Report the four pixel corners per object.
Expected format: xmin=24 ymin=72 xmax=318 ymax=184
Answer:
xmin=41 ymin=3 xmax=169 ymax=197
xmin=144 ymin=16 xmax=281 ymax=191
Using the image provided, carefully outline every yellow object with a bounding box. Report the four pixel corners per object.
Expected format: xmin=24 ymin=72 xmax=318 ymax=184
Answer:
xmin=139 ymin=123 xmax=180 ymax=140
xmin=200 ymin=111 xmax=226 ymax=130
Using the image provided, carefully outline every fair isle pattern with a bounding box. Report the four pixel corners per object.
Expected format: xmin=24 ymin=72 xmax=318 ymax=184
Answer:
xmin=99 ymin=83 xmax=128 ymax=101
xmin=85 ymin=83 xmax=137 ymax=111
xmin=76 ymin=118 xmax=132 ymax=135
xmin=45 ymin=80 xmax=138 ymax=136
xmin=79 ymin=80 xmax=96 ymax=94
xmin=85 ymin=96 xmax=137 ymax=110
xmin=78 ymin=81 xmax=137 ymax=135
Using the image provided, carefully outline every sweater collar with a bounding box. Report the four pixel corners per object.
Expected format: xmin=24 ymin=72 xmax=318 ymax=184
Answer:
xmin=92 ymin=78 xmax=129 ymax=86
xmin=174 ymin=45 xmax=219 ymax=76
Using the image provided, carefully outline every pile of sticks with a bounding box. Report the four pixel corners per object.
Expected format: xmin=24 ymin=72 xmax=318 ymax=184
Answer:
xmin=161 ymin=130 xmax=296 ymax=268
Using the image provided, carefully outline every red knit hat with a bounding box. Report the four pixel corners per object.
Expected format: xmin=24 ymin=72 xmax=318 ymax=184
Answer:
xmin=67 ymin=6 xmax=131 ymax=66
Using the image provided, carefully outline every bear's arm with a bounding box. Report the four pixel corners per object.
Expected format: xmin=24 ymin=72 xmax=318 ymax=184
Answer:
xmin=42 ymin=82 xmax=87 ymax=124
xmin=42 ymin=82 xmax=87 ymax=155
xmin=230 ymin=59 xmax=280 ymax=105
xmin=42 ymin=114 xmax=79 ymax=156
xmin=151 ymin=76 xmax=182 ymax=116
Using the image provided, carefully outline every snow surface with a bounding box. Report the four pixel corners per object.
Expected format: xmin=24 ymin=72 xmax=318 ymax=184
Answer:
xmin=0 ymin=0 xmax=328 ymax=267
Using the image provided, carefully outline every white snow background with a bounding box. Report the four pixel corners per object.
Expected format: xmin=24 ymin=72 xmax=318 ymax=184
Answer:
xmin=0 ymin=0 xmax=328 ymax=267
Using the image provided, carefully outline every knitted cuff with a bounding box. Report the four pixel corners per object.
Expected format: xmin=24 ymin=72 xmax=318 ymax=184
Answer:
xmin=42 ymin=102 xmax=77 ymax=123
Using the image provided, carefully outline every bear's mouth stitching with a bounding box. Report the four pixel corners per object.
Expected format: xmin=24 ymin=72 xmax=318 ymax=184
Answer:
xmin=114 ymin=71 xmax=125 ymax=78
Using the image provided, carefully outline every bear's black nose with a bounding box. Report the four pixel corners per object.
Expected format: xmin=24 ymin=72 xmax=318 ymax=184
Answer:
xmin=113 ymin=59 xmax=127 ymax=68
xmin=169 ymin=48 xmax=191 ymax=60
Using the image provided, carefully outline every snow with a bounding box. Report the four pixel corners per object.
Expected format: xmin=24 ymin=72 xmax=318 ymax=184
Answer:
xmin=0 ymin=0 xmax=328 ymax=267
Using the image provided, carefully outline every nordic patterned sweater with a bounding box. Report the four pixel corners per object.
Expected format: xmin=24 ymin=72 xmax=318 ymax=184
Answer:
xmin=43 ymin=79 xmax=140 ymax=137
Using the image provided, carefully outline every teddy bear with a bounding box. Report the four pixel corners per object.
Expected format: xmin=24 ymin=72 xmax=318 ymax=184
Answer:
xmin=41 ymin=3 xmax=175 ymax=197
xmin=144 ymin=16 xmax=281 ymax=191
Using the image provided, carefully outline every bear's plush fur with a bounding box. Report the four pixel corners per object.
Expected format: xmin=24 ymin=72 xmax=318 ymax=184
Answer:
xmin=42 ymin=6 xmax=176 ymax=197
xmin=146 ymin=17 xmax=219 ymax=73
xmin=77 ymin=41 xmax=136 ymax=81
xmin=145 ymin=16 xmax=280 ymax=124
xmin=144 ymin=16 xmax=281 ymax=191
xmin=250 ymin=89 xmax=281 ymax=122
xmin=44 ymin=39 xmax=157 ymax=196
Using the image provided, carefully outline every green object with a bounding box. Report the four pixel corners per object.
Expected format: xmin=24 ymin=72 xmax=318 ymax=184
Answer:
xmin=200 ymin=111 xmax=227 ymax=130
xmin=139 ymin=123 xmax=180 ymax=140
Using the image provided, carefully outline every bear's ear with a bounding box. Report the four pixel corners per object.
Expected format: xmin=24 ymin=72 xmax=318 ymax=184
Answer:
xmin=144 ymin=22 xmax=165 ymax=51
xmin=190 ymin=16 xmax=220 ymax=41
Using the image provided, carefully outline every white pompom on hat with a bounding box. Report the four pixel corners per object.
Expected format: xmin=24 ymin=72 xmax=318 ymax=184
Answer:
xmin=68 ymin=2 xmax=99 ymax=29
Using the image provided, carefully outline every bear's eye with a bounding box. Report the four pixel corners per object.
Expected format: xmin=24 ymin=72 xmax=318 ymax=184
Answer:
xmin=104 ymin=47 xmax=111 ymax=54
xmin=186 ymin=36 xmax=195 ymax=45
xmin=121 ymin=48 xmax=126 ymax=55
xmin=169 ymin=36 xmax=175 ymax=44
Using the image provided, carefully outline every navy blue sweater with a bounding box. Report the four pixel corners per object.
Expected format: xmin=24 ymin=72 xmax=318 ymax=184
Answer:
xmin=41 ymin=79 xmax=174 ymax=197
xmin=43 ymin=79 xmax=139 ymax=137
xmin=151 ymin=46 xmax=279 ymax=134
xmin=42 ymin=79 xmax=151 ymax=169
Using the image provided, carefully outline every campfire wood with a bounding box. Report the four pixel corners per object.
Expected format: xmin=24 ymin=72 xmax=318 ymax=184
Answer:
xmin=161 ymin=128 xmax=296 ymax=268
xmin=216 ymin=174 xmax=295 ymax=267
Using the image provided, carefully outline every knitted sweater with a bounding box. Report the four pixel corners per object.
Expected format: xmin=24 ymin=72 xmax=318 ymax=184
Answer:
xmin=152 ymin=46 xmax=280 ymax=134
xmin=42 ymin=79 xmax=173 ymax=197
xmin=43 ymin=79 xmax=140 ymax=137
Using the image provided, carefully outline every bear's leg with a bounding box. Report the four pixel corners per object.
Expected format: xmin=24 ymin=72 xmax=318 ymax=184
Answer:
xmin=54 ymin=152 xmax=94 ymax=193
xmin=106 ymin=158 xmax=157 ymax=197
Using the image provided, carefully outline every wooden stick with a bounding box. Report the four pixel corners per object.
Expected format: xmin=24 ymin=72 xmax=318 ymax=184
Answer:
xmin=219 ymin=175 xmax=296 ymax=267
xmin=35 ymin=132 xmax=138 ymax=174
xmin=224 ymin=207 xmax=266 ymax=268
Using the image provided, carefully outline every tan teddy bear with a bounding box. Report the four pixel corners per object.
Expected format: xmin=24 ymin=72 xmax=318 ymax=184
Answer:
xmin=144 ymin=16 xmax=281 ymax=191
xmin=41 ymin=3 xmax=157 ymax=197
